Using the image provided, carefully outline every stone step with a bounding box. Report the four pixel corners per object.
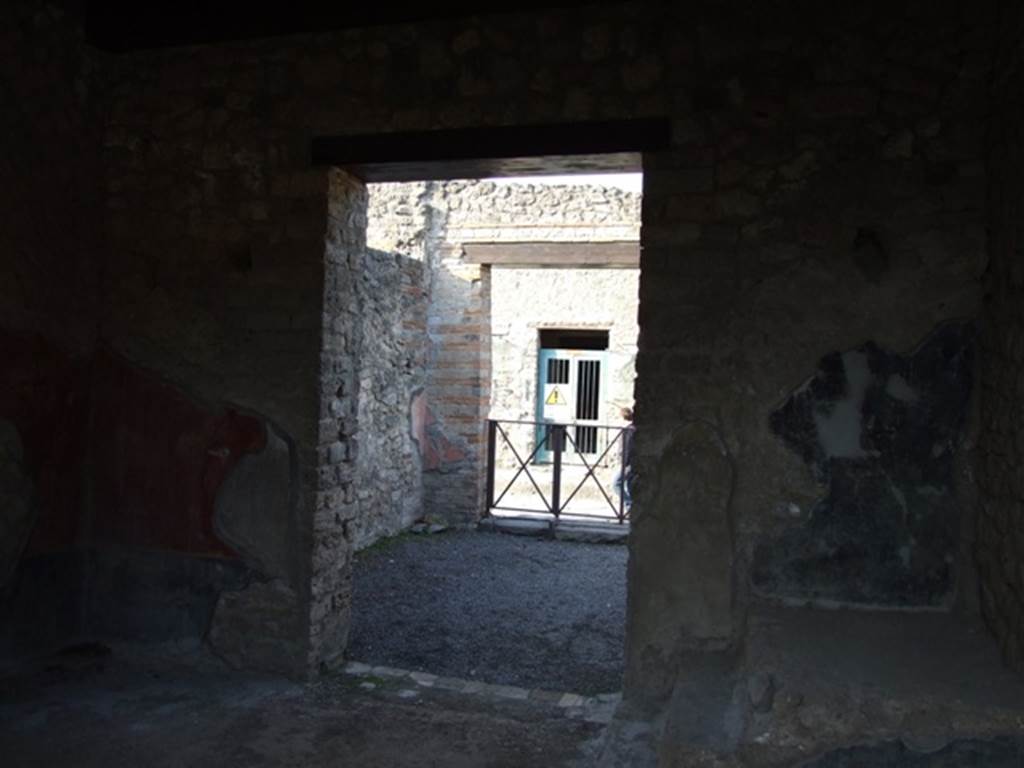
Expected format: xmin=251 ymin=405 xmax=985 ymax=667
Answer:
xmin=478 ymin=516 xmax=629 ymax=544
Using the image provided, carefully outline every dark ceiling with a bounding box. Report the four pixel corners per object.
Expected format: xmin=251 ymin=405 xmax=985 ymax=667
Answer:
xmin=84 ymin=1 xmax=624 ymax=52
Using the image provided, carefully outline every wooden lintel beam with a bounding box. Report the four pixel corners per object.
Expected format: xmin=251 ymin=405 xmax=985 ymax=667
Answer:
xmin=461 ymin=241 xmax=639 ymax=267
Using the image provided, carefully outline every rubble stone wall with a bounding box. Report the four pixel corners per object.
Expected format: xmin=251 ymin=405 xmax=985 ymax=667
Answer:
xmin=351 ymin=247 xmax=427 ymax=550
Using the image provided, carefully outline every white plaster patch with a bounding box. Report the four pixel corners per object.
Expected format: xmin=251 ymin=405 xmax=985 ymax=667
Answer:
xmin=813 ymin=350 xmax=871 ymax=458
xmin=888 ymin=479 xmax=908 ymax=522
xmin=885 ymin=374 xmax=918 ymax=403
xmin=898 ymin=545 xmax=912 ymax=569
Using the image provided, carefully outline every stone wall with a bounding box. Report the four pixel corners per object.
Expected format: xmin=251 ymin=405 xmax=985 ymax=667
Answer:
xmin=303 ymin=170 xmax=366 ymax=673
xmin=351 ymin=247 xmax=426 ymax=549
xmin=0 ymin=1 xmax=103 ymax=660
xmin=977 ymin=4 xmax=1024 ymax=673
xmin=2 ymin=1 xmax=1011 ymax=737
xmin=368 ymin=181 xmax=487 ymax=524
xmin=0 ymin=2 xmax=101 ymax=351
xmin=628 ymin=1 xmax=990 ymax=709
xmin=447 ymin=181 xmax=641 ymax=470
xmin=100 ymin=59 xmax=342 ymax=672
xmin=367 ymin=181 xmax=432 ymax=261
xmin=490 ymin=266 xmax=639 ymax=424
xmin=86 ymin=350 xmax=269 ymax=647
xmin=440 ymin=180 xmax=640 ymax=242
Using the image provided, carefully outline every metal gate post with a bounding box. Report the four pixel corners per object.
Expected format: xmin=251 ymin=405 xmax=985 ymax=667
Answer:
xmin=551 ymin=424 xmax=563 ymax=518
xmin=618 ymin=426 xmax=626 ymax=524
xmin=485 ymin=420 xmax=497 ymax=513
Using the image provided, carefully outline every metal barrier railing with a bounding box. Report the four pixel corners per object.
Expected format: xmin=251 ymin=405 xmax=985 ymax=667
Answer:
xmin=485 ymin=418 xmax=631 ymax=524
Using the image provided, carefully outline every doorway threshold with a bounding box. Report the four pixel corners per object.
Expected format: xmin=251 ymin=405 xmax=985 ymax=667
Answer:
xmin=479 ymin=515 xmax=629 ymax=544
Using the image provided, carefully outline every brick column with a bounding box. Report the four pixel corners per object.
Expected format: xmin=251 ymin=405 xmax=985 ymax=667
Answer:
xmin=420 ymin=245 xmax=491 ymax=524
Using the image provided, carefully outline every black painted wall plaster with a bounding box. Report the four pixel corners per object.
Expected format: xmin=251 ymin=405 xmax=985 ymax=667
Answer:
xmin=752 ymin=323 xmax=974 ymax=606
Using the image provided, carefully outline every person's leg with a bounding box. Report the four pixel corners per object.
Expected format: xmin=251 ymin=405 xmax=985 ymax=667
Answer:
xmin=614 ymin=467 xmax=631 ymax=506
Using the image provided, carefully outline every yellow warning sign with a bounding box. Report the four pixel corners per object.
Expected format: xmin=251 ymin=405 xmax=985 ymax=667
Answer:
xmin=545 ymin=387 xmax=567 ymax=406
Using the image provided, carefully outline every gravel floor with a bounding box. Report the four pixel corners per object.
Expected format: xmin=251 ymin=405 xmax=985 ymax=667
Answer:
xmin=349 ymin=530 xmax=627 ymax=695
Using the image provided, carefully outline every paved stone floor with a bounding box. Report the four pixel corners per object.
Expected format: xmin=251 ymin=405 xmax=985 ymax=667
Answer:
xmin=660 ymin=606 xmax=1024 ymax=768
xmin=804 ymin=738 xmax=1024 ymax=767
xmin=349 ymin=529 xmax=627 ymax=695
xmin=743 ymin=606 xmax=1024 ymax=756
xmin=0 ymin=643 xmax=607 ymax=767
xmin=4 ymin=640 xmax=1021 ymax=768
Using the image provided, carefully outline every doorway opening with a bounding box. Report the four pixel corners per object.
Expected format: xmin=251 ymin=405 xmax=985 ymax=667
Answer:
xmin=536 ymin=329 xmax=610 ymax=461
xmin=341 ymin=168 xmax=641 ymax=697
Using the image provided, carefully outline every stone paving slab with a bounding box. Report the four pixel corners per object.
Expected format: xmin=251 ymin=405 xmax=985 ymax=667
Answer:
xmin=477 ymin=516 xmax=551 ymax=536
xmin=0 ymin=646 xmax=609 ymax=768
xmin=553 ymin=522 xmax=629 ymax=544
xmin=343 ymin=660 xmax=621 ymax=725
xmin=479 ymin=516 xmax=629 ymax=543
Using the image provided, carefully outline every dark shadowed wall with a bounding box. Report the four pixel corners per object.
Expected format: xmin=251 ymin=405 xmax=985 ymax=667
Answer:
xmin=0 ymin=3 xmax=1016 ymax=735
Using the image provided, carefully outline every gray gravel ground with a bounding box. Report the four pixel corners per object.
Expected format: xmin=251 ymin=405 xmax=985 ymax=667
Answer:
xmin=349 ymin=530 xmax=627 ymax=695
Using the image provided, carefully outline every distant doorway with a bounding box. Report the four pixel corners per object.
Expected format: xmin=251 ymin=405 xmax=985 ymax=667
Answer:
xmin=536 ymin=330 xmax=609 ymax=463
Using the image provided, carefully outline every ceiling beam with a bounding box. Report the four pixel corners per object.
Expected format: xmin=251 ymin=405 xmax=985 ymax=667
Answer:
xmin=461 ymin=241 xmax=639 ymax=268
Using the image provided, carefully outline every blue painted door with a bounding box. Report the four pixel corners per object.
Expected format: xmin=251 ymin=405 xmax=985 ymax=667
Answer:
xmin=535 ymin=348 xmax=608 ymax=463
